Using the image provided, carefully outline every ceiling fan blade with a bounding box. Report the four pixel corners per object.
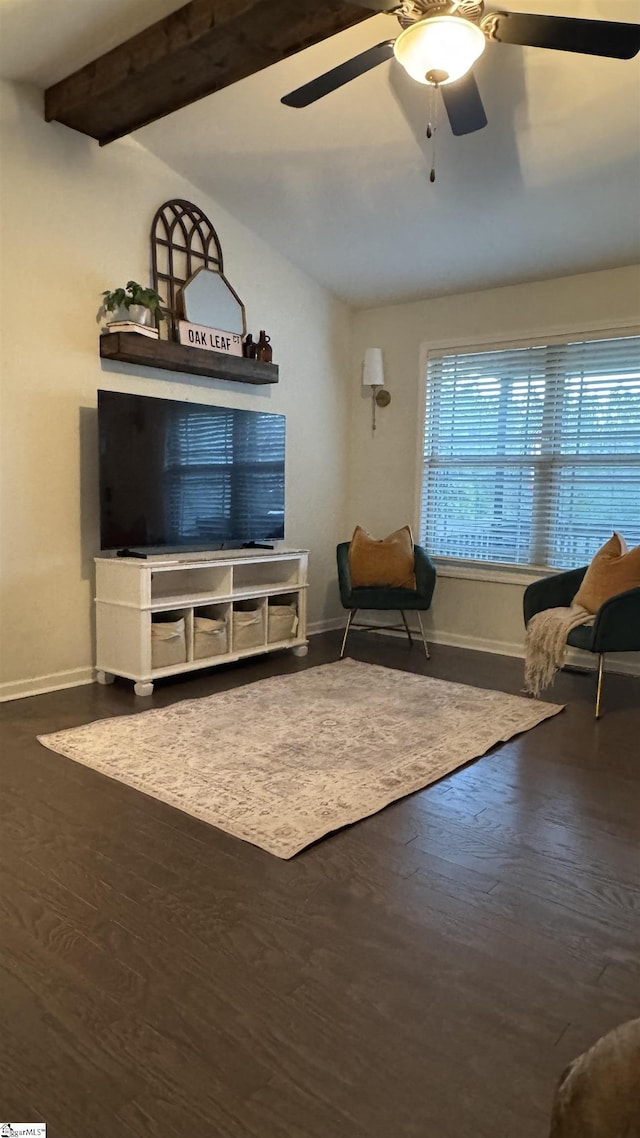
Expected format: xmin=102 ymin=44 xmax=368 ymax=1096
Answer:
xmin=281 ymin=40 xmax=395 ymax=107
xmin=440 ymin=72 xmax=487 ymax=136
xmin=489 ymin=11 xmax=640 ymax=60
xmin=344 ymin=0 xmax=402 ymax=9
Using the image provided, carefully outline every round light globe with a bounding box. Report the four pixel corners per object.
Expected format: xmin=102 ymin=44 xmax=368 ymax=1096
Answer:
xmin=393 ymin=15 xmax=486 ymax=86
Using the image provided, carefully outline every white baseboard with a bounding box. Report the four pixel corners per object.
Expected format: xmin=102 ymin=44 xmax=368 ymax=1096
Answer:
xmin=427 ymin=629 xmax=639 ymax=677
xmin=311 ymin=618 xmax=640 ymax=679
xmin=308 ymin=617 xmax=344 ymax=635
xmin=0 ymin=667 xmax=95 ymax=703
xmin=2 ymin=622 xmax=636 ymax=702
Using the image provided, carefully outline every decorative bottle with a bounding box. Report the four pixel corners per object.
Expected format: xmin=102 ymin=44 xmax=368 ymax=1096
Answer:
xmin=255 ymin=330 xmax=272 ymax=363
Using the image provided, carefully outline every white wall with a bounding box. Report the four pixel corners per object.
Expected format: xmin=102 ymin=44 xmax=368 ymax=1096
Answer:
xmin=349 ymin=265 xmax=640 ymax=671
xmin=0 ymin=80 xmax=352 ymax=699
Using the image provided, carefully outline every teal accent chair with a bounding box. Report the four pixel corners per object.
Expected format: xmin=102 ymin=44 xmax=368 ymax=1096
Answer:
xmin=524 ymin=567 xmax=640 ymax=717
xmin=336 ymin=542 xmax=437 ymax=660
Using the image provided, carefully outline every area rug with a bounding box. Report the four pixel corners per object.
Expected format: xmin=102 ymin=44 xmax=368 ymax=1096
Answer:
xmin=37 ymin=659 xmax=563 ymax=859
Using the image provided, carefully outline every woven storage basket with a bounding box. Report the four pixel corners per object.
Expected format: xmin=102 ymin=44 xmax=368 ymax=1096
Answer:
xmin=151 ymin=617 xmax=186 ymax=668
xmin=233 ymin=606 xmax=264 ymax=651
xmin=267 ymin=603 xmax=298 ymax=643
xmin=194 ymin=616 xmax=228 ymax=660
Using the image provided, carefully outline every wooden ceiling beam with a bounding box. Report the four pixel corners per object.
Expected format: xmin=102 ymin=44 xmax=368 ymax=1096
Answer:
xmin=44 ymin=0 xmax=375 ymax=145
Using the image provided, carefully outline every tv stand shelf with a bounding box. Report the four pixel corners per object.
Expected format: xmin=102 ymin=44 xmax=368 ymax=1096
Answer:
xmin=95 ymin=549 xmax=309 ymax=696
xmin=100 ymin=331 xmax=279 ymax=386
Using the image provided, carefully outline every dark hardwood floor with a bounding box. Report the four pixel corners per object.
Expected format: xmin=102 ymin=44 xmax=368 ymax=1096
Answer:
xmin=1 ymin=634 xmax=638 ymax=1137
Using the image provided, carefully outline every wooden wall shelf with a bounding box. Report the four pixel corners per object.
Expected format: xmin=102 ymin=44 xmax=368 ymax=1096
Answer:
xmin=99 ymin=332 xmax=279 ymax=386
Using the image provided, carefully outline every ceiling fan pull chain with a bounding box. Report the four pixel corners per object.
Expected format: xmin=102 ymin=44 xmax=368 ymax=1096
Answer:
xmin=426 ymin=83 xmax=439 ymax=182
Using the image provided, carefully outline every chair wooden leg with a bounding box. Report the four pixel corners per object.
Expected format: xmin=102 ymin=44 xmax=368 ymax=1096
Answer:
xmin=400 ymin=611 xmax=413 ymax=647
xmin=340 ymin=609 xmax=356 ymax=659
xmin=417 ymin=611 xmax=430 ymax=660
xmin=595 ymin=653 xmax=605 ymax=719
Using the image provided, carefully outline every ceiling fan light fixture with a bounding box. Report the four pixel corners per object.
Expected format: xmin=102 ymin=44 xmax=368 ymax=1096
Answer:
xmin=393 ymin=15 xmax=486 ymax=86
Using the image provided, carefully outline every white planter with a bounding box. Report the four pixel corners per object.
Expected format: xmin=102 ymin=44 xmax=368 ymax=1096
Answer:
xmin=108 ymin=305 xmax=129 ymax=323
xmin=127 ymin=304 xmax=153 ymax=326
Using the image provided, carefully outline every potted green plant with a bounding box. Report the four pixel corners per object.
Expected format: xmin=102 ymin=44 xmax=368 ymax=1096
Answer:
xmin=97 ymin=280 xmax=165 ymax=326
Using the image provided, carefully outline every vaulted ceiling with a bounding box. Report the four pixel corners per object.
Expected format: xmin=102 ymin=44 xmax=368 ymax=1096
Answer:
xmin=2 ymin=0 xmax=639 ymax=307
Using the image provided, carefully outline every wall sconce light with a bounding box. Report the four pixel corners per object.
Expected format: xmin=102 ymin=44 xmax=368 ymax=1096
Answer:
xmin=362 ymin=347 xmax=391 ymax=432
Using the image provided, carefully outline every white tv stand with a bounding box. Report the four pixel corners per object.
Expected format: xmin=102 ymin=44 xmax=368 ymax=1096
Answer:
xmin=95 ymin=548 xmax=309 ymax=696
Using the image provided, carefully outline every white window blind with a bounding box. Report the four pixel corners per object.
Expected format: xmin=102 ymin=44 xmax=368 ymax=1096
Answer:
xmin=420 ymin=333 xmax=640 ymax=570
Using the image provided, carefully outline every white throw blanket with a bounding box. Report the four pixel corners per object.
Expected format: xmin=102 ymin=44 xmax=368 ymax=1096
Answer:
xmin=524 ymin=604 xmax=595 ymax=697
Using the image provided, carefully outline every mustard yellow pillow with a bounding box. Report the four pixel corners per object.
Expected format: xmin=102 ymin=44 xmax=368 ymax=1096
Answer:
xmin=348 ymin=525 xmax=416 ymax=589
xmin=573 ymin=532 xmax=640 ymax=614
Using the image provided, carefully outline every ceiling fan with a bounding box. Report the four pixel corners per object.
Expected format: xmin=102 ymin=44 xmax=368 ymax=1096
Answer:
xmin=281 ymin=1 xmax=640 ymax=137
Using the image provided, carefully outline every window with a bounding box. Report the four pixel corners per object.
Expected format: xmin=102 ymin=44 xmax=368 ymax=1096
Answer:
xmin=419 ymin=333 xmax=640 ymax=570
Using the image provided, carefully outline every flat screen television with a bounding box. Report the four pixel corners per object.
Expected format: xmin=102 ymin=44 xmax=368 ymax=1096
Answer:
xmin=98 ymin=389 xmax=285 ymax=552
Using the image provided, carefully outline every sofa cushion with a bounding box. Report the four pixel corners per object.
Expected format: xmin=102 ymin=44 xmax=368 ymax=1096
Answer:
xmin=573 ymin=532 xmax=640 ymax=614
xmin=349 ymin=525 xmax=416 ymax=589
